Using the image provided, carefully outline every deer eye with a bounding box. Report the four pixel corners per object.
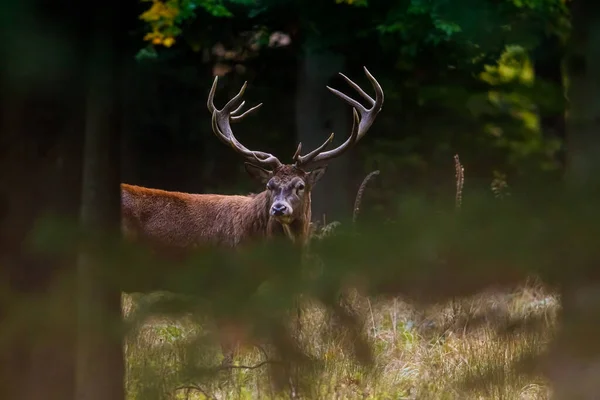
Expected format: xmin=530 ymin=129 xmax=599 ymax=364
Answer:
xmin=296 ymin=183 xmax=305 ymax=193
xmin=266 ymin=182 xmax=275 ymax=191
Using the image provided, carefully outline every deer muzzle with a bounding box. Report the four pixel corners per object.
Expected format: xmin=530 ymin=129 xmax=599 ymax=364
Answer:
xmin=270 ymin=201 xmax=293 ymax=224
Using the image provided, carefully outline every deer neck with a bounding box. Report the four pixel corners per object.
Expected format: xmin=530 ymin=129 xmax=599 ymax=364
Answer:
xmin=246 ymin=190 xmax=274 ymax=237
xmin=272 ymin=192 xmax=312 ymax=247
xmin=250 ymin=191 xmax=310 ymax=248
xmin=273 ymin=218 xmax=309 ymax=246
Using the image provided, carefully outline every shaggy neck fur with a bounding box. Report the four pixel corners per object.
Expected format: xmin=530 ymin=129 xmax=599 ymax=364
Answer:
xmin=250 ymin=190 xmax=311 ymax=247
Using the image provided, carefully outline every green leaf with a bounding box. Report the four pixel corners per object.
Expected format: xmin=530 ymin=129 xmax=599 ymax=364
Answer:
xmin=135 ymin=46 xmax=158 ymax=61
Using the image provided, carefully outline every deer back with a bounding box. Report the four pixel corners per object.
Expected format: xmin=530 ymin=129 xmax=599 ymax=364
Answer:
xmin=121 ymin=183 xmax=275 ymax=250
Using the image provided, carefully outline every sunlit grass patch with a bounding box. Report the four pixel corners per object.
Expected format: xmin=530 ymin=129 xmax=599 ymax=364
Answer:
xmin=124 ymin=282 xmax=558 ymax=400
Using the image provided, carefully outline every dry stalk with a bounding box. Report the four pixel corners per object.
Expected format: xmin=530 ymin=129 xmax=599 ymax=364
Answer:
xmin=353 ymin=170 xmax=381 ymax=225
xmin=454 ymin=154 xmax=464 ymax=211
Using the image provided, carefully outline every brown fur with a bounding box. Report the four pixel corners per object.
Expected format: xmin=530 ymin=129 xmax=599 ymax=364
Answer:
xmin=123 ymin=67 xmax=383 ymax=368
xmin=120 ymin=165 xmax=322 ymax=364
xmin=121 ymin=165 xmax=315 ymax=251
xmin=121 ymin=184 xmax=278 ymax=248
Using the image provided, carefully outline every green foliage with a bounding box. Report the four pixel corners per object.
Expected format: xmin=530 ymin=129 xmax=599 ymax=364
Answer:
xmin=137 ymin=0 xmax=569 ymax=66
xmin=139 ymin=0 xmax=259 ymax=48
xmin=131 ymin=0 xmax=571 ymax=207
xmin=475 ymin=45 xmax=562 ymax=173
xmin=376 ymin=0 xmax=464 ymax=48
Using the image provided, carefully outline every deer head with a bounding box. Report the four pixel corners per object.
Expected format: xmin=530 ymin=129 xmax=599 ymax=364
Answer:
xmin=206 ymin=67 xmax=384 ymax=238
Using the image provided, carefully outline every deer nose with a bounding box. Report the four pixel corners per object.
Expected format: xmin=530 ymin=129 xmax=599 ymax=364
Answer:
xmin=271 ymin=203 xmax=289 ymax=216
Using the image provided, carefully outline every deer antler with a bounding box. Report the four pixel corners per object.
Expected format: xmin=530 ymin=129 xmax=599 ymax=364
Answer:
xmin=293 ymin=67 xmax=384 ymax=170
xmin=208 ymin=77 xmax=283 ymax=170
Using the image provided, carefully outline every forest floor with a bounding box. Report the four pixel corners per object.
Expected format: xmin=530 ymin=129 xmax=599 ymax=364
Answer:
xmin=124 ymin=280 xmax=558 ymax=400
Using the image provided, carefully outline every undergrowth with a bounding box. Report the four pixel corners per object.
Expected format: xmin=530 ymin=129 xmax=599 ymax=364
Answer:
xmin=124 ymin=161 xmax=557 ymax=399
xmin=124 ymin=280 xmax=557 ymax=400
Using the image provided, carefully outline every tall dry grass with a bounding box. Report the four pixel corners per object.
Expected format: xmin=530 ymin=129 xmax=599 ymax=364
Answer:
xmin=123 ymin=161 xmax=559 ymax=399
xmin=123 ymin=280 xmax=558 ymax=400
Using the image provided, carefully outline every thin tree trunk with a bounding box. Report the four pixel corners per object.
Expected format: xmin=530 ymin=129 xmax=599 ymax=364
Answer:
xmin=75 ymin=8 xmax=124 ymax=400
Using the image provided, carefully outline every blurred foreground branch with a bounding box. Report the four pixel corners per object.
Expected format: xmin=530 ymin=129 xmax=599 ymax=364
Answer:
xmin=29 ymin=182 xmax=600 ymax=398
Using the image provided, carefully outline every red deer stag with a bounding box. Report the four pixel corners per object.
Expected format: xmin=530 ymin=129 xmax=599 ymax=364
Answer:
xmin=121 ymin=66 xmax=384 ymax=363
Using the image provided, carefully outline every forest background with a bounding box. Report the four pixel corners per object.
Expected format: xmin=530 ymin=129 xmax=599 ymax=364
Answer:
xmin=2 ymin=0 xmax=600 ymax=399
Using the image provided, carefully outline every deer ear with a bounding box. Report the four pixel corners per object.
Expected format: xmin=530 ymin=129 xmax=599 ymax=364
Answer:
xmin=308 ymin=166 xmax=327 ymax=186
xmin=244 ymin=163 xmax=273 ymax=184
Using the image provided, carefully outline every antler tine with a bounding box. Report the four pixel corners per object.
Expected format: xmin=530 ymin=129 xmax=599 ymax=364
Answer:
xmin=231 ymin=102 xmax=263 ymax=121
xmin=211 ymin=112 xmax=281 ymax=166
xmin=292 ymin=132 xmax=335 ymax=166
xmin=208 ymin=77 xmax=263 ymax=121
xmin=293 ymin=67 xmax=384 ymax=170
xmin=231 ymin=100 xmax=246 ymax=116
xmin=338 ymin=72 xmax=375 ymax=105
xmin=207 ymin=77 xmax=282 ymax=169
xmin=207 ymin=76 xmax=219 ymax=114
xmin=293 ymin=109 xmax=361 ymax=166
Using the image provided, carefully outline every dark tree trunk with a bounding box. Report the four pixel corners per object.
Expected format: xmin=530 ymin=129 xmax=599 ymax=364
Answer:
xmin=295 ymin=50 xmax=352 ymax=223
xmin=0 ymin=94 xmax=83 ymax=400
xmin=546 ymin=2 xmax=600 ymax=399
xmin=563 ymin=1 xmax=600 ymax=191
xmin=0 ymin=1 xmax=88 ymax=398
xmin=533 ymin=33 xmax=567 ymax=169
xmin=74 ymin=5 xmax=125 ymax=400
xmin=0 ymin=0 xmax=135 ymax=398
